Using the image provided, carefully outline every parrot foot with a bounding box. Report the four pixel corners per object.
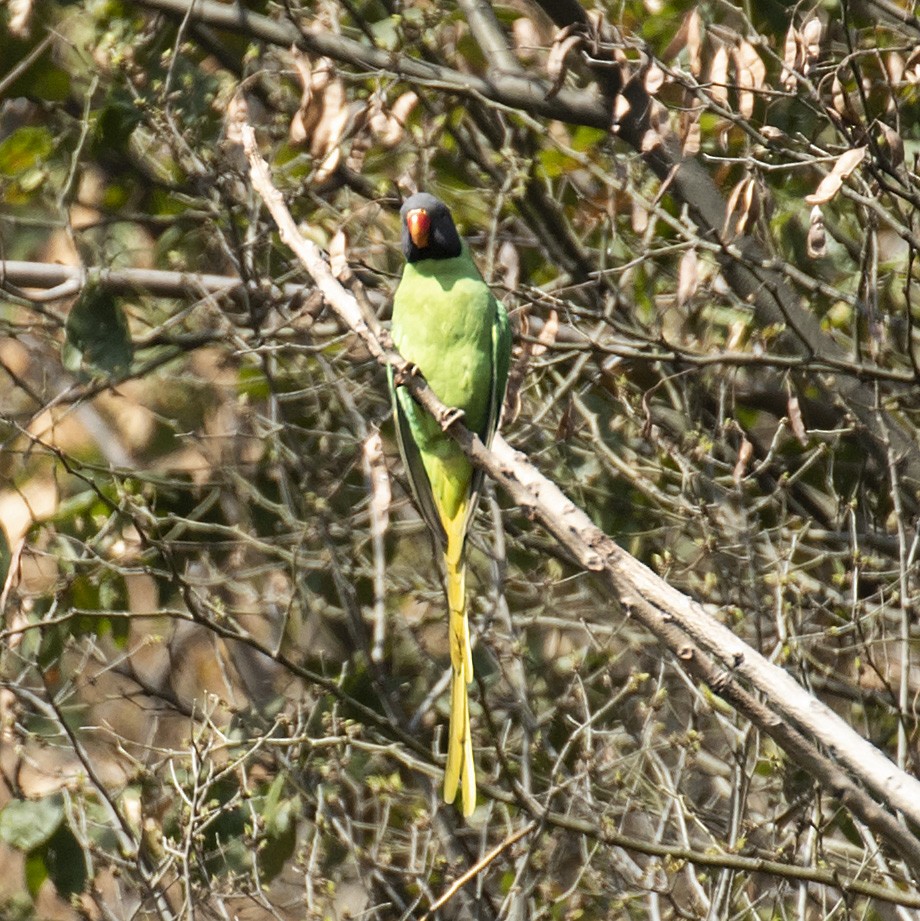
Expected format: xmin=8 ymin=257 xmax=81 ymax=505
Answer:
xmin=393 ymin=361 xmax=419 ymax=386
xmin=439 ymin=406 xmax=466 ymax=431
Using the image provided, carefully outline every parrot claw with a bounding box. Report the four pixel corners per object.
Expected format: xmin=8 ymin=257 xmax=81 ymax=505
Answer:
xmin=393 ymin=361 xmax=419 ymax=386
xmin=439 ymin=406 xmax=465 ymax=431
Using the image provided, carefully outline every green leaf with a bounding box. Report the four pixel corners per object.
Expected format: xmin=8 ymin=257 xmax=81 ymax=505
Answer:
xmin=63 ymin=284 xmax=133 ymax=378
xmin=94 ymin=97 xmax=143 ymax=153
xmin=570 ymin=125 xmax=607 ymax=152
xmin=20 ymin=823 xmax=87 ymax=901
xmin=0 ymin=796 xmax=65 ymax=852
xmin=24 ymin=851 xmax=49 ymax=901
xmin=43 ymin=823 xmax=87 ymax=897
xmin=0 ymin=527 xmax=10 ymax=592
xmin=0 ymin=126 xmax=53 ymax=177
xmin=537 ymin=147 xmax=580 ymax=179
xmin=257 ymin=776 xmax=299 ymax=882
xmin=37 ymin=624 xmax=64 ymax=671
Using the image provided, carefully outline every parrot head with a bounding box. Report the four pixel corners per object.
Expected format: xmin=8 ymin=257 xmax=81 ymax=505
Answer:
xmin=400 ymin=193 xmax=462 ymax=262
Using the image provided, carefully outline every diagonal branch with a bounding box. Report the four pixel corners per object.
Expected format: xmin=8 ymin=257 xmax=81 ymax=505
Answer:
xmin=240 ymin=121 xmax=920 ymax=874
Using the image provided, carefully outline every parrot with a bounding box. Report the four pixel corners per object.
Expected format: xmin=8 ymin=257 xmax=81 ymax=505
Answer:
xmin=388 ymin=192 xmax=511 ymax=816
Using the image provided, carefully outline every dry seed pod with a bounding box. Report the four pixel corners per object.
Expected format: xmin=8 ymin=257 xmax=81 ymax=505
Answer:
xmin=676 ymin=248 xmax=699 ymax=308
xmin=781 ymin=22 xmax=803 ymax=91
xmin=709 ymin=44 xmax=730 ymax=106
xmin=733 ymin=41 xmax=766 ymax=118
xmin=806 ymin=205 xmax=826 ymax=258
xmin=805 ymin=147 xmax=866 ymax=205
xmin=801 ymin=18 xmax=823 ymax=73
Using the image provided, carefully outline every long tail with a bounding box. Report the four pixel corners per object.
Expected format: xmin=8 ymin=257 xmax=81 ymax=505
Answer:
xmin=442 ymin=520 xmax=475 ymax=816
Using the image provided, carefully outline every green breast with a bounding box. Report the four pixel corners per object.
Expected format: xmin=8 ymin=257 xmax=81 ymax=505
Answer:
xmin=392 ymin=249 xmax=495 ymax=439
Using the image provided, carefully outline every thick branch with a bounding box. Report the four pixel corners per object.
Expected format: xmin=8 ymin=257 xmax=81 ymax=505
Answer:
xmin=240 ymin=122 xmax=920 ymax=873
xmin=0 ymin=259 xmax=302 ymax=299
xmin=133 ymin=0 xmax=610 ymax=126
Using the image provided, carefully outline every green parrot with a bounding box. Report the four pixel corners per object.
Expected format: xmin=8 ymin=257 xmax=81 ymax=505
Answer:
xmin=389 ymin=193 xmax=511 ymax=816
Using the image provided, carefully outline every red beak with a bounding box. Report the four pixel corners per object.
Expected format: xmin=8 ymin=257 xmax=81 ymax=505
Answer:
xmin=406 ymin=208 xmax=430 ymax=248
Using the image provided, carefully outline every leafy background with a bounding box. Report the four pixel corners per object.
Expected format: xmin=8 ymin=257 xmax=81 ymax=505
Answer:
xmin=2 ymin=0 xmax=920 ymax=917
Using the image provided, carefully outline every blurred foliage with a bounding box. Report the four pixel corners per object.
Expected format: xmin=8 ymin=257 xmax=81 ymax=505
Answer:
xmin=62 ymin=283 xmax=133 ymax=376
xmin=2 ymin=0 xmax=920 ymax=917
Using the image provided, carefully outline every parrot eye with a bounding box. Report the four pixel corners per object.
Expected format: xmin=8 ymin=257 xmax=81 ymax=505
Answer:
xmin=406 ymin=209 xmax=431 ymax=248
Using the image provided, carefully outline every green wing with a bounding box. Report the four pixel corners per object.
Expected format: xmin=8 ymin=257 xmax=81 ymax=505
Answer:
xmin=388 ymin=364 xmax=448 ymax=546
xmin=490 ymin=295 xmax=512 ymax=442
xmin=461 ymin=294 xmax=511 ymax=536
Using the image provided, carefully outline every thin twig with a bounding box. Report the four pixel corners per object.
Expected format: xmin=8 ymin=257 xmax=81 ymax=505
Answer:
xmin=420 ymin=821 xmax=537 ymax=920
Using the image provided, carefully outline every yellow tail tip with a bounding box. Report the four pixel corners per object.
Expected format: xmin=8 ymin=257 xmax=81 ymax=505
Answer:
xmin=443 ymin=665 xmax=476 ymax=817
xmin=444 ymin=762 xmax=477 ymax=817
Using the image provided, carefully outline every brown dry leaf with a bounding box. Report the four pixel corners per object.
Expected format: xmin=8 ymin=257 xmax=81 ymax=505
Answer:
xmin=644 ymin=63 xmax=665 ymax=95
xmin=733 ymin=41 xmax=766 ymax=118
xmin=631 ymin=200 xmax=649 ymax=234
xmin=512 ymin=16 xmax=544 ymax=63
xmin=680 ymin=103 xmax=702 ymax=154
xmin=329 ymin=230 xmax=349 ymax=280
xmin=8 ymin=0 xmax=34 ymax=37
xmin=781 ymin=22 xmax=802 ymax=91
xmin=685 ymin=9 xmax=702 ymax=77
xmin=726 ymin=319 xmax=748 ymax=351
xmin=0 ymin=478 xmax=59 ymax=550
xmin=498 ymin=240 xmax=520 ymax=292
xmin=886 ymin=52 xmax=905 ymax=88
xmin=739 ymin=177 xmax=760 ymax=234
xmin=724 ymin=181 xmax=744 ymax=238
xmin=805 ymin=146 xmax=866 ymax=205
xmin=879 ymin=123 xmax=904 ymax=168
xmin=831 ymin=74 xmax=860 ymax=125
xmin=660 ymin=11 xmax=688 ymax=62
xmin=787 ymin=394 xmax=808 ymax=445
xmin=288 ymin=48 xmax=363 ymax=183
xmin=368 ymin=91 xmax=419 ymax=147
xmin=733 ymin=436 xmax=754 ymax=482
xmin=555 ymin=398 xmax=578 ymax=442
xmin=677 ymin=248 xmax=699 ymax=307
xmin=546 ymin=27 xmax=584 ymax=99
xmin=905 ymin=46 xmax=920 ymax=82
xmin=532 ymin=309 xmax=559 ymax=357
xmin=709 ymin=44 xmax=729 ymax=107
xmin=309 ymin=78 xmax=353 ymax=182
xmin=289 ymin=49 xmax=332 ymax=146
xmin=345 ymin=141 xmax=367 ymax=176
xmin=662 ymin=9 xmax=702 ymax=76
xmin=649 ymin=99 xmax=669 ymax=135
xmin=806 ymin=205 xmax=826 ymax=258
xmin=641 ymin=125 xmax=664 ymax=153
xmin=503 ymin=311 xmax=529 ymax=424
xmin=801 ymin=17 xmax=823 ymax=73
xmin=224 ymin=91 xmax=249 ymax=146
xmin=724 ymin=176 xmax=760 ymax=239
